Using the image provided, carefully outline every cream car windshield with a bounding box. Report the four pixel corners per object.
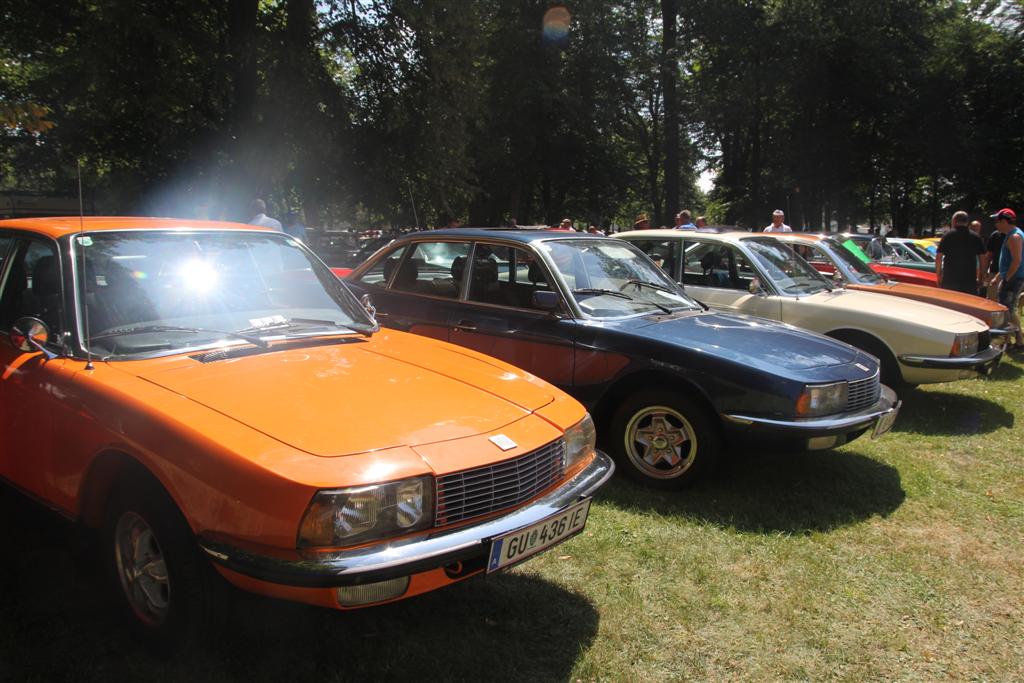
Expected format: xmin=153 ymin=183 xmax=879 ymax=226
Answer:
xmin=742 ymin=237 xmax=832 ymax=295
xmin=76 ymin=230 xmax=373 ymax=358
xmin=821 ymin=237 xmax=885 ymax=284
xmin=541 ymin=238 xmax=700 ymax=317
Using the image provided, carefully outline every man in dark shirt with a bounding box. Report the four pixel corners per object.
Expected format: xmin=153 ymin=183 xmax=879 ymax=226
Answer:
xmin=936 ymin=211 xmax=985 ymax=294
xmin=982 ymin=228 xmax=1006 ymax=300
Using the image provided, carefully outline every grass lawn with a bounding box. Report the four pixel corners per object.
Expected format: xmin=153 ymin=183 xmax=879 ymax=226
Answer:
xmin=1 ymin=356 xmax=1021 ymax=682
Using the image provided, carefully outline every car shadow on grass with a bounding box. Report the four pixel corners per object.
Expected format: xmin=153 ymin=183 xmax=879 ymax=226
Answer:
xmin=598 ymin=448 xmax=905 ymax=535
xmin=892 ymin=388 xmax=1015 ymax=435
xmin=0 ymin=486 xmax=598 ymax=683
xmin=988 ymin=359 xmax=1023 ymax=382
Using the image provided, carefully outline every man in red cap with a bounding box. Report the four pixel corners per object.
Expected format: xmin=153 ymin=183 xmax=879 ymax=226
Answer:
xmin=991 ymin=208 xmax=1024 ymax=351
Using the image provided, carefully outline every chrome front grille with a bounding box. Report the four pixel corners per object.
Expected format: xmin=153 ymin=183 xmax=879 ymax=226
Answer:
xmin=435 ymin=439 xmax=566 ymax=526
xmin=846 ymin=372 xmax=881 ymax=412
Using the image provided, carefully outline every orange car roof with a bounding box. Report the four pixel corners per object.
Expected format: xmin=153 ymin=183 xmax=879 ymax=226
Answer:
xmin=0 ymin=216 xmax=272 ymax=239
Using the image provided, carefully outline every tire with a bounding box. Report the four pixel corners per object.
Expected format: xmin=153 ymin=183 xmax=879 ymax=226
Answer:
xmin=103 ymin=475 xmax=229 ymax=654
xmin=608 ymin=389 xmax=721 ymax=490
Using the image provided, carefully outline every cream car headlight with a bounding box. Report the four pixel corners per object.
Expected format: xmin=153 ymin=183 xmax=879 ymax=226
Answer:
xmin=989 ymin=310 xmax=1006 ymax=329
xmin=796 ymin=381 xmax=849 ymax=417
xmin=563 ymin=413 xmax=597 ymax=471
xmin=298 ymin=475 xmax=434 ymax=549
xmin=950 ymin=332 xmax=979 ymax=357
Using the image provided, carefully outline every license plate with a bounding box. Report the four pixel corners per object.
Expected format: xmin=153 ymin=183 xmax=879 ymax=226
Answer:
xmin=872 ymin=401 xmax=901 ymax=439
xmin=486 ymin=499 xmax=591 ymax=573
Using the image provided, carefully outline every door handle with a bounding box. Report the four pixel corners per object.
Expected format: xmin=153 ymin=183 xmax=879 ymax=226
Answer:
xmin=454 ymin=320 xmax=478 ymax=332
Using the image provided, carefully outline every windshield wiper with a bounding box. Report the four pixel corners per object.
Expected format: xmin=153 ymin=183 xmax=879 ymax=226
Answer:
xmin=624 ymin=279 xmax=677 ymax=295
xmin=572 ymin=288 xmax=634 ymax=300
xmin=236 ymin=317 xmax=373 ymax=338
xmin=572 ymin=287 xmax=672 ymax=314
xmin=90 ymin=325 xmax=270 ymax=348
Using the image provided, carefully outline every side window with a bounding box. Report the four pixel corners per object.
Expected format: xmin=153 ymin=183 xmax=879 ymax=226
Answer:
xmin=632 ymin=239 xmax=679 ymax=279
xmin=800 ymin=243 xmax=835 ymax=275
xmin=682 ymin=242 xmax=753 ymax=290
xmin=357 ymin=246 xmax=407 ymax=287
xmin=392 ymin=241 xmax=471 ymax=299
xmin=466 ymin=245 xmax=553 ymax=310
xmin=0 ymin=239 xmax=64 ymax=336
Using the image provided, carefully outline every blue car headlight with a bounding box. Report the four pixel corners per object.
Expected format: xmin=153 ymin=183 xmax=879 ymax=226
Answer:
xmin=796 ymin=381 xmax=849 ymax=417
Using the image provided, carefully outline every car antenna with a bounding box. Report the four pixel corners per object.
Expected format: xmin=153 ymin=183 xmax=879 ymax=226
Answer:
xmin=77 ymin=159 xmax=94 ymax=371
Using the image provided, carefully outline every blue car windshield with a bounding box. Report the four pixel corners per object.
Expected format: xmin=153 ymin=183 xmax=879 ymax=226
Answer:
xmin=74 ymin=230 xmax=373 ymax=358
xmin=540 ymin=238 xmax=701 ymax=317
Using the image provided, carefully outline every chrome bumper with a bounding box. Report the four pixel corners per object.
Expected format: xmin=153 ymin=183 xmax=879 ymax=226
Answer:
xmin=898 ymin=345 xmax=1003 ymax=372
xmin=722 ymin=385 xmax=899 ymax=437
xmin=197 ymin=451 xmax=615 ymax=588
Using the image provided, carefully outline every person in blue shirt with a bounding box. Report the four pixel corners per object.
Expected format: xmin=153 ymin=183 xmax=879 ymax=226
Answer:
xmin=283 ymin=211 xmax=308 ymax=243
xmin=674 ymin=210 xmax=697 ymax=230
xmin=992 ymin=208 xmax=1024 ymax=351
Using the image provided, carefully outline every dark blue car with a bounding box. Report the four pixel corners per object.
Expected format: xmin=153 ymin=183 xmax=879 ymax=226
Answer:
xmin=345 ymin=229 xmax=899 ymax=488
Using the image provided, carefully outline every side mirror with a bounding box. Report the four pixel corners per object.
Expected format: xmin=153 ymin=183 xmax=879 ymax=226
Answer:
xmin=360 ymin=293 xmax=377 ymax=319
xmin=10 ymin=317 xmax=57 ymax=360
xmin=748 ymin=278 xmax=767 ymax=296
xmin=832 ymin=270 xmax=845 ymax=287
xmin=531 ymin=290 xmax=562 ymax=312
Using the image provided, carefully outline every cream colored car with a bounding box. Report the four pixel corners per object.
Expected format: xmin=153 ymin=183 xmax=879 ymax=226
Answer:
xmin=619 ymin=230 xmax=1003 ymax=387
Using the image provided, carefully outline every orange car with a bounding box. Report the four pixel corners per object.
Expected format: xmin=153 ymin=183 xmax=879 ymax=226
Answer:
xmin=0 ymin=217 xmax=613 ymax=648
xmin=776 ymin=233 xmax=1009 ymax=335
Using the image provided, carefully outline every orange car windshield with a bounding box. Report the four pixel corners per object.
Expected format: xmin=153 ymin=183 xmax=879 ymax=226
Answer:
xmin=74 ymin=230 xmax=373 ymax=358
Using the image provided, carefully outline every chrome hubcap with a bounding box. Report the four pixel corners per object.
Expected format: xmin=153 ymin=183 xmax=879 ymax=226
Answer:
xmin=624 ymin=405 xmax=698 ymax=479
xmin=114 ymin=511 xmax=170 ymax=625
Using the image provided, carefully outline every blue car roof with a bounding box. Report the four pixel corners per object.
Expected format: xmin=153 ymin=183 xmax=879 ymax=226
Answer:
xmin=394 ymin=228 xmax=603 ymax=244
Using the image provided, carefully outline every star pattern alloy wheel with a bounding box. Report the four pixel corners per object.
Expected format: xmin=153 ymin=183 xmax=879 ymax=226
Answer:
xmin=624 ymin=405 xmax=698 ymax=479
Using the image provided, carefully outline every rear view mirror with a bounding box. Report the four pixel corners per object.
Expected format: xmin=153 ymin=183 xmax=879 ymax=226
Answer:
xmin=531 ymin=290 xmax=562 ymax=312
xmin=10 ymin=317 xmax=57 ymax=359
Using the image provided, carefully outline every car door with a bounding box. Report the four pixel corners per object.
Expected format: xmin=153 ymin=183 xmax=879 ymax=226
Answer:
xmin=679 ymin=240 xmax=783 ymax=321
xmin=349 ymin=240 xmax=472 ymax=342
xmin=0 ymin=235 xmax=70 ymax=500
xmin=448 ymin=243 xmax=576 ymax=389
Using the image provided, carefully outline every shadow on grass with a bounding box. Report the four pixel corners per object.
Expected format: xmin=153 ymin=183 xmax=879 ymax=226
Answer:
xmin=988 ymin=359 xmax=1023 ymax=382
xmin=0 ymin=487 xmax=597 ymax=683
xmin=892 ymin=388 xmax=1015 ymax=435
xmin=599 ymin=448 xmax=904 ymax=535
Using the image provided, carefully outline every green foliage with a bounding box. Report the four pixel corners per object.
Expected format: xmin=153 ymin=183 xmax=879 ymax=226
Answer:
xmin=0 ymin=0 xmax=1020 ymax=229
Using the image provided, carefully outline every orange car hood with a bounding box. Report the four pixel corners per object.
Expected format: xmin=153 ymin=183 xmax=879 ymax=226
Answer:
xmin=848 ymin=281 xmax=1005 ymax=320
xmin=134 ymin=334 xmax=554 ymax=457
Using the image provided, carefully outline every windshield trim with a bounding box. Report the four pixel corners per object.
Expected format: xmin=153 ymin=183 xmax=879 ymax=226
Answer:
xmin=67 ymin=229 xmax=376 ymax=361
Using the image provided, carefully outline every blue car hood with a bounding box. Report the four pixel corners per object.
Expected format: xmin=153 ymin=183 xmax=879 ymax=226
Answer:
xmin=630 ymin=311 xmax=861 ymax=371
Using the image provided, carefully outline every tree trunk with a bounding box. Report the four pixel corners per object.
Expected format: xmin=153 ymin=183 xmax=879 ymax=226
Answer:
xmin=661 ymin=0 xmax=679 ymax=226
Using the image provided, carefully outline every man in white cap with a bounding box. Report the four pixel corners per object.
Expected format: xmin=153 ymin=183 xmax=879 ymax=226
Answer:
xmin=763 ymin=209 xmax=792 ymax=233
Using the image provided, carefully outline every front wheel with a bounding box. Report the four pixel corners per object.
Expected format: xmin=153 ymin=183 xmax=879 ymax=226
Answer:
xmin=103 ymin=478 xmax=228 ymax=653
xmin=609 ymin=390 xmax=721 ymax=489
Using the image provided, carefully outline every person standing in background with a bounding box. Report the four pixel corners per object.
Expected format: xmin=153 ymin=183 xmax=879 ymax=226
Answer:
xmin=284 ymin=211 xmax=308 ymax=242
xmin=991 ymin=208 xmax=1024 ymax=351
xmin=763 ymin=209 xmax=791 ymax=232
xmin=248 ymin=199 xmax=283 ymax=231
xmin=674 ymin=210 xmax=697 ymax=230
xmin=936 ymin=211 xmax=984 ymax=294
xmin=982 ymin=221 xmax=1007 ymax=300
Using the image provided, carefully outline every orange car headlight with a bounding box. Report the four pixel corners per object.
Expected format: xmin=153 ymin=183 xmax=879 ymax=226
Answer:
xmin=563 ymin=414 xmax=597 ymax=471
xmin=298 ymin=475 xmax=434 ymax=549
